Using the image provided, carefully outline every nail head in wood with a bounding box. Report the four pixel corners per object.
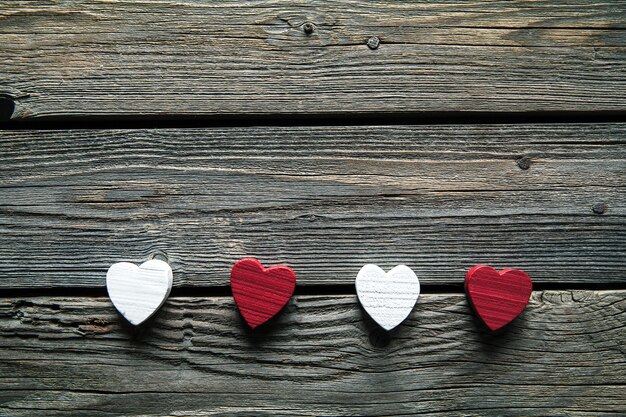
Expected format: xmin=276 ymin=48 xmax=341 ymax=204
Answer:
xmin=303 ymin=22 xmax=314 ymax=35
xmin=516 ymin=156 xmax=531 ymax=170
xmin=367 ymin=36 xmax=380 ymax=50
xmin=592 ymin=202 xmax=607 ymax=214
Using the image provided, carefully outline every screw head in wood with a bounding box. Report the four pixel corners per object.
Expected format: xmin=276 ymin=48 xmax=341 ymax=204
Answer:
xmin=367 ymin=36 xmax=380 ymax=50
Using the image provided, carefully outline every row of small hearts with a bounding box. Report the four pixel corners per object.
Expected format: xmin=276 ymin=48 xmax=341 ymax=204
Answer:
xmin=107 ymin=257 xmax=533 ymax=332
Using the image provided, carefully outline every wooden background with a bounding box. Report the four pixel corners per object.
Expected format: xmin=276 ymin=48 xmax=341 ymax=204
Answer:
xmin=1 ymin=1 xmax=625 ymax=416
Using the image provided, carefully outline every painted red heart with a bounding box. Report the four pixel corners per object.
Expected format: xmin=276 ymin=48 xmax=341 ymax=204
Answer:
xmin=230 ymin=258 xmax=296 ymax=329
xmin=465 ymin=265 xmax=533 ymax=331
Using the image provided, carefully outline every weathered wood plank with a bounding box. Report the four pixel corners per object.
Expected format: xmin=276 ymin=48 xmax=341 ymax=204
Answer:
xmin=1 ymin=0 xmax=626 ymax=119
xmin=0 ymin=291 xmax=624 ymax=416
xmin=1 ymin=124 xmax=624 ymax=288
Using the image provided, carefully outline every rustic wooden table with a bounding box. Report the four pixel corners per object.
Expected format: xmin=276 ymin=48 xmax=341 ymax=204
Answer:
xmin=1 ymin=1 xmax=625 ymax=416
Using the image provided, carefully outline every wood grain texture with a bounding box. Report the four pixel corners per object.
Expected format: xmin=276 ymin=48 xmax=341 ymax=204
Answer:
xmin=1 ymin=124 xmax=624 ymax=288
xmin=0 ymin=291 xmax=624 ymax=416
xmin=1 ymin=0 xmax=626 ymax=120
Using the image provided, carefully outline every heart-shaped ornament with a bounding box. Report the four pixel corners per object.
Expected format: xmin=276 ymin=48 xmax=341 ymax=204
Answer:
xmin=106 ymin=259 xmax=173 ymax=325
xmin=465 ymin=265 xmax=533 ymax=331
xmin=355 ymin=264 xmax=420 ymax=331
xmin=230 ymin=258 xmax=296 ymax=329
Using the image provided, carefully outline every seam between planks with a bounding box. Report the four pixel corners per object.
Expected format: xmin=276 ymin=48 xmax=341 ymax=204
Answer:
xmin=2 ymin=282 xmax=626 ymax=299
xmin=2 ymin=109 xmax=626 ymax=130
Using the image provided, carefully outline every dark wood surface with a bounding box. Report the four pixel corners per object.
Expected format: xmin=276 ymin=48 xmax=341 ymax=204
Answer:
xmin=1 ymin=0 xmax=626 ymax=120
xmin=0 ymin=291 xmax=624 ymax=416
xmin=1 ymin=125 xmax=624 ymax=289
xmin=1 ymin=1 xmax=625 ymax=416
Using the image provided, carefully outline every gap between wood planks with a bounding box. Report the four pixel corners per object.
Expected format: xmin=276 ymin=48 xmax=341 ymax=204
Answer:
xmin=1 ymin=282 xmax=626 ymax=299
xmin=1 ymin=98 xmax=626 ymax=130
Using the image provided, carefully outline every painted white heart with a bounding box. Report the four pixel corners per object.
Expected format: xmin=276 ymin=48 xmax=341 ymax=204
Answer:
xmin=355 ymin=264 xmax=420 ymax=331
xmin=106 ymin=259 xmax=173 ymax=325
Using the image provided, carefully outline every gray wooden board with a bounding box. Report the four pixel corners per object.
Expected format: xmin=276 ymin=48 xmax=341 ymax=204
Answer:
xmin=1 ymin=124 xmax=625 ymax=288
xmin=0 ymin=291 xmax=624 ymax=416
xmin=1 ymin=0 xmax=626 ymax=119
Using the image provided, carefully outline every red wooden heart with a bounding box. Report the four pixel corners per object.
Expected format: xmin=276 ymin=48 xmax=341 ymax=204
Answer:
xmin=465 ymin=265 xmax=533 ymax=331
xmin=230 ymin=258 xmax=296 ymax=329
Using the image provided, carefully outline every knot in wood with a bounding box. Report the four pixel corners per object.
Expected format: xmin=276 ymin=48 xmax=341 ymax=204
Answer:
xmin=369 ymin=328 xmax=390 ymax=347
xmin=152 ymin=251 xmax=169 ymax=262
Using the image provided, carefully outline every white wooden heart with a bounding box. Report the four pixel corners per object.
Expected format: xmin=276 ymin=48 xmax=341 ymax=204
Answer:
xmin=106 ymin=259 xmax=173 ymax=325
xmin=355 ymin=264 xmax=420 ymax=331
